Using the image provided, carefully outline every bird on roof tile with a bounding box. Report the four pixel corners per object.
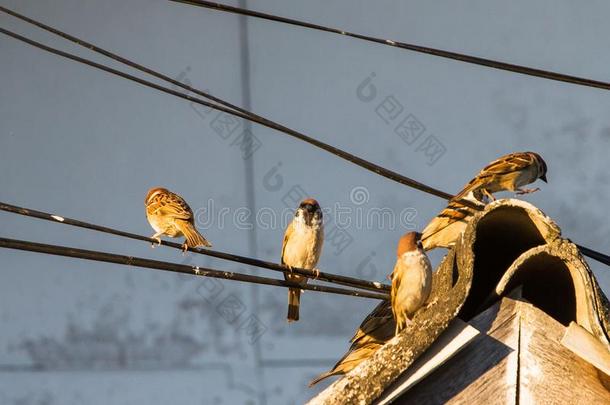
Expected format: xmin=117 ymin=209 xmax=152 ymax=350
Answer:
xmin=391 ymin=232 xmax=433 ymax=334
xmin=422 ymin=152 xmax=548 ymax=250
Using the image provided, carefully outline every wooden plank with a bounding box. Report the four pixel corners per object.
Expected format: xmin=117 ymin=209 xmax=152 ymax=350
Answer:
xmin=375 ymin=319 xmax=480 ymax=405
xmin=397 ymin=297 xmax=521 ymax=404
xmin=519 ymin=303 xmax=610 ymax=403
xmin=561 ymin=322 xmax=610 ymax=378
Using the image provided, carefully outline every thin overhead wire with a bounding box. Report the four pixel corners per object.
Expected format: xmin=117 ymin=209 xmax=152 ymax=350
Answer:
xmin=171 ymin=0 xmax=610 ymax=92
xmin=0 ymin=8 xmax=477 ymax=210
xmin=575 ymin=244 xmax=610 ymax=268
xmin=0 ymin=5 xmax=246 ymax=116
xmin=0 ymin=201 xmax=390 ymax=293
xmin=0 ymin=236 xmax=389 ymax=300
xmin=0 ymin=16 xmax=609 ymax=267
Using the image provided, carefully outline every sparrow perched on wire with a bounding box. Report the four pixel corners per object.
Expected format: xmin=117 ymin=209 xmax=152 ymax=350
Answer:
xmin=281 ymin=198 xmax=324 ymax=322
xmin=145 ymin=187 xmax=212 ymax=251
xmin=452 ymin=151 xmax=548 ymax=202
xmin=391 ymin=232 xmax=433 ymax=334
xmin=421 ymin=190 xmax=485 ymax=251
xmin=309 ymin=300 xmax=394 ymax=386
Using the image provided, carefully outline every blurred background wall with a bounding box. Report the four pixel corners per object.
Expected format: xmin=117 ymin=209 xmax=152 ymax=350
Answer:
xmin=1 ymin=1 xmax=609 ymax=403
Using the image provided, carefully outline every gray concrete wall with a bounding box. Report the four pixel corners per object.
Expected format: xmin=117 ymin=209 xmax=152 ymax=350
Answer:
xmin=1 ymin=1 xmax=609 ymax=403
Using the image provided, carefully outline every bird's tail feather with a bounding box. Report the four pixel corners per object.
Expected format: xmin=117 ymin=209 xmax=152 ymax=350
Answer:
xmin=176 ymin=220 xmax=212 ymax=248
xmin=309 ymin=370 xmax=336 ymax=387
xmin=287 ymin=288 xmax=300 ymax=322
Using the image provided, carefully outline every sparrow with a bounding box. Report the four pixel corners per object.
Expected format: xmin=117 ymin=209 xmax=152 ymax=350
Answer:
xmin=309 ymin=300 xmax=394 ymax=386
xmin=391 ymin=232 xmax=433 ymax=334
xmin=422 ymin=152 xmax=547 ymax=251
xmin=452 ymin=151 xmax=548 ymax=202
xmin=421 ymin=190 xmax=485 ymax=251
xmin=281 ymin=198 xmax=324 ymax=322
xmin=145 ymin=187 xmax=212 ymax=251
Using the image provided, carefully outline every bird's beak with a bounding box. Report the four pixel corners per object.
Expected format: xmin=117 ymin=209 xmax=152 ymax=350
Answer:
xmin=541 ymin=174 xmax=548 ymax=183
xmin=299 ymin=207 xmax=312 ymax=223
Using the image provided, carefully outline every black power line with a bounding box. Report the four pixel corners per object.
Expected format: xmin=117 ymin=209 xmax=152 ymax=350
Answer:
xmin=0 ymin=236 xmax=388 ymax=300
xmin=0 ymin=7 xmax=473 ymax=209
xmin=0 ymin=201 xmax=390 ymax=293
xmin=170 ymin=0 xmax=610 ymax=92
xmin=1 ymin=16 xmax=609 ymax=268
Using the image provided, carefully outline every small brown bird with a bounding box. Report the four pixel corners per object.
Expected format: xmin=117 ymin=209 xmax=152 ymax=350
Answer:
xmin=309 ymin=300 xmax=395 ymax=386
xmin=145 ymin=187 xmax=211 ymax=251
xmin=281 ymin=198 xmax=324 ymax=322
xmin=391 ymin=232 xmax=433 ymax=334
xmin=421 ymin=190 xmax=485 ymax=251
xmin=453 ymin=151 xmax=548 ymax=202
xmin=423 ymin=152 xmax=548 ymax=251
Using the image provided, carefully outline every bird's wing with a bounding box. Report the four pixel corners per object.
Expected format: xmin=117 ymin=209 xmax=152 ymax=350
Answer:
xmin=312 ymin=300 xmax=396 ymax=386
xmin=280 ymin=221 xmax=294 ymax=265
xmin=155 ymin=192 xmax=193 ymax=221
xmin=454 ymin=152 xmax=533 ymax=199
xmin=391 ymin=259 xmax=401 ymax=309
xmin=350 ymin=300 xmax=394 ymax=344
xmin=421 ymin=201 xmax=473 ymax=241
xmin=333 ymin=342 xmax=383 ymax=371
xmin=478 ymin=152 xmax=533 ymax=177
xmin=309 ymin=342 xmax=382 ymax=386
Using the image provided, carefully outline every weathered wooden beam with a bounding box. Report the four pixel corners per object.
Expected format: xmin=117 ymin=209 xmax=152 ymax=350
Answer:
xmin=519 ymin=299 xmax=610 ymax=403
xmin=399 ymin=296 xmax=610 ymax=403
xmin=398 ymin=295 xmax=521 ymax=404
xmin=561 ymin=322 xmax=610 ymax=390
xmin=375 ymin=318 xmax=480 ymax=404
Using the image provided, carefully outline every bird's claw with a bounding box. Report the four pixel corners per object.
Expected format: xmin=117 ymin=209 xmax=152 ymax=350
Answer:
xmin=151 ymin=237 xmax=162 ymax=248
xmin=516 ymin=187 xmax=540 ymax=195
xmin=181 ymin=243 xmax=189 ymax=255
xmin=424 ymin=297 xmax=439 ymax=309
xmin=395 ymin=318 xmax=413 ymax=335
xmin=482 ymin=189 xmax=496 ymax=202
